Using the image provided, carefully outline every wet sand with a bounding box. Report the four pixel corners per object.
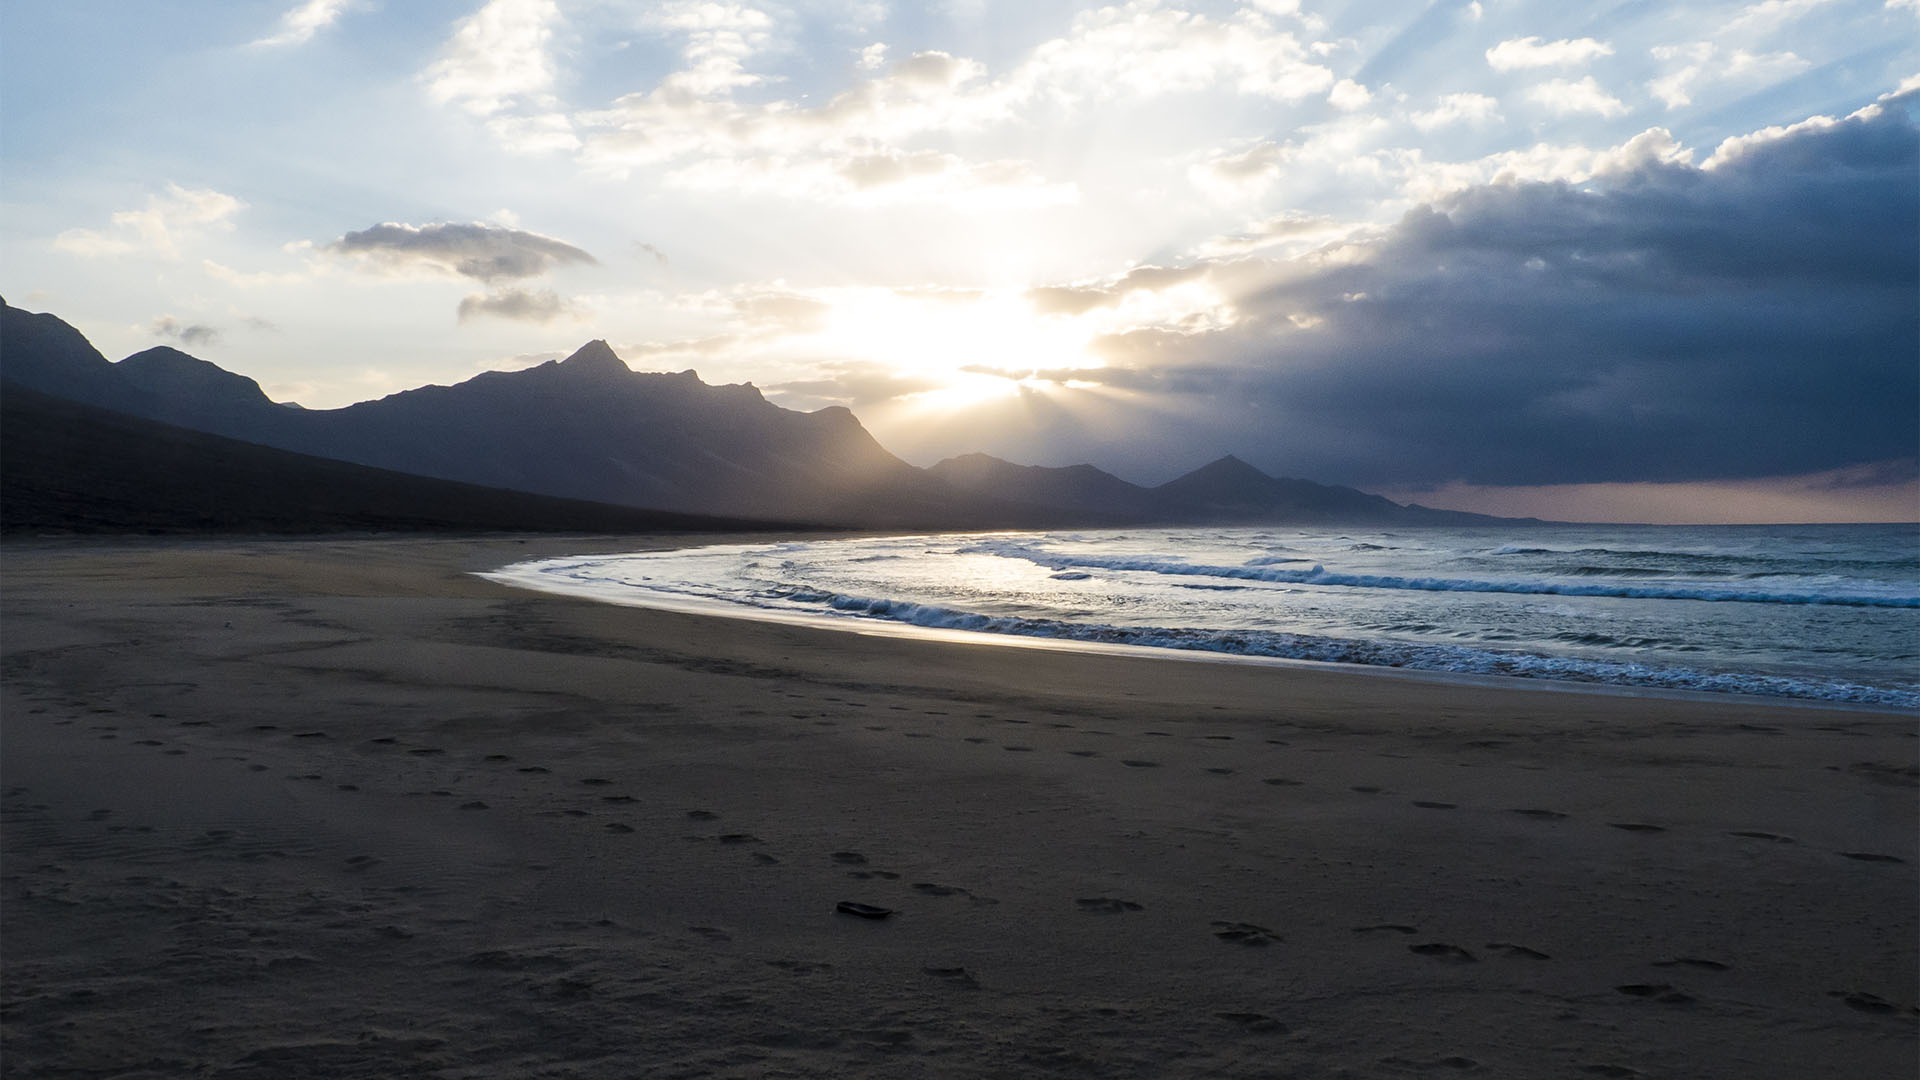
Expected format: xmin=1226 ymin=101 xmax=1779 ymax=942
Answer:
xmin=2 ymin=535 xmax=1915 ymax=1078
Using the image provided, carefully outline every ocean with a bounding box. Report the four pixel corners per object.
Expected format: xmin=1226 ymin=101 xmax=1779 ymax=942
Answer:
xmin=484 ymin=523 xmax=1920 ymax=709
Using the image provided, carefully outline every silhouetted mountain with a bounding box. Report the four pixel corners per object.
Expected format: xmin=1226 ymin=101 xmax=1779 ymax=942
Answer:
xmin=932 ymin=452 xmax=1522 ymax=525
xmin=0 ymin=298 xmax=1533 ymax=528
xmin=1152 ymin=454 xmax=1405 ymax=523
xmin=927 ymin=453 xmax=1154 ymax=518
xmin=0 ymin=300 xmax=1027 ymax=527
xmin=0 ymin=384 xmax=790 ymax=535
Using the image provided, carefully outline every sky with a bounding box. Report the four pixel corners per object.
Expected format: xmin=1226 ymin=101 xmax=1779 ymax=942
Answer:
xmin=2 ymin=0 xmax=1916 ymax=523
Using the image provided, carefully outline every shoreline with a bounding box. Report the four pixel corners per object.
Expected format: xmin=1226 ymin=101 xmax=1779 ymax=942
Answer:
xmin=478 ymin=537 xmax=1917 ymax=715
xmin=3 ymin=534 xmax=1915 ymax=1078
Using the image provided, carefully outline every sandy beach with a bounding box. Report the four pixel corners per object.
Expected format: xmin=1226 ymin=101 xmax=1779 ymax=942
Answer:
xmin=2 ymin=534 xmax=1914 ymax=1079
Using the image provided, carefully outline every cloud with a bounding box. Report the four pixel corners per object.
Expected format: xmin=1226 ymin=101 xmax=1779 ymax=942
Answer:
xmin=1647 ymin=43 xmax=1810 ymax=108
xmin=942 ymin=103 xmax=1918 ymax=491
xmin=1026 ymin=285 xmax=1116 ymax=316
xmin=423 ymin=0 xmax=561 ymax=117
xmin=1485 ymin=36 xmax=1614 ymax=71
xmin=556 ymin=1 xmax=1331 ymax=203
xmin=53 ymin=185 xmax=244 ymax=258
xmin=327 ymin=221 xmax=595 ymax=282
xmin=148 ymin=315 xmax=220 ymax=347
xmin=252 ymin=0 xmax=355 ymax=48
xmin=1410 ymin=92 xmax=1501 ymax=130
xmin=1526 ymin=76 xmax=1629 ymax=117
xmin=1327 ymin=77 xmax=1372 ymax=110
xmin=456 ymin=287 xmax=579 ymax=323
xmin=1187 ymin=139 xmax=1289 ymax=199
xmin=1721 ymin=0 xmax=1839 ymax=37
xmin=1191 ymin=211 xmax=1351 ymax=257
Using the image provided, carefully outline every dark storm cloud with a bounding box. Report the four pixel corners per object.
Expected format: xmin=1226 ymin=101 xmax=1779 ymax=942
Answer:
xmin=1049 ymin=102 xmax=1919 ymax=489
xmin=456 ymin=288 xmax=576 ymax=323
xmin=330 ymin=222 xmax=596 ymax=282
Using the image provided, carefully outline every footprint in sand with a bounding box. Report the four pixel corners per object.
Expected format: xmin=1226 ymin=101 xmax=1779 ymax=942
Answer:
xmin=1003 ymin=745 xmax=1033 ymax=752
xmin=1839 ymin=851 xmax=1905 ymax=863
xmin=344 ymin=854 xmax=380 ymax=870
xmin=688 ymin=926 xmax=731 ymax=941
xmin=484 ymin=754 xmax=512 ymax=762
xmin=1353 ymin=924 xmax=1419 ymax=935
xmin=831 ymin=851 xmax=868 ymax=865
xmin=912 ymin=883 xmax=965 ymax=897
xmin=135 ymin=739 xmax=163 ymax=747
xmin=1409 ymin=943 xmax=1477 ymax=962
xmin=369 ymin=736 xmax=395 ymax=744
xmin=1829 ymin=990 xmax=1915 ymax=1014
xmin=1351 ymin=785 xmax=1385 ymax=794
xmin=922 ymin=966 xmax=979 ymax=988
xmin=579 ymin=778 xmax=613 ymax=786
xmin=964 ymin=737 xmax=989 ymax=745
xmin=459 ymin=801 xmax=489 ymax=810
xmin=717 ymin=833 xmax=762 ymax=844
xmin=162 ymin=749 xmax=186 ymax=756
xmin=1486 ymin=942 xmax=1551 ymax=960
xmin=1654 ymin=958 xmax=1727 ymax=971
xmin=518 ymin=766 xmax=550 ymax=774
xmin=1211 ymin=921 xmax=1282 ymax=946
xmin=1727 ymin=830 xmax=1793 ymax=843
xmin=835 ymin=901 xmax=894 ymax=920
xmin=293 ymin=731 xmax=329 ymax=739
xmin=601 ymin=795 xmax=637 ymax=804
xmin=1615 ymin=983 xmax=1694 ymax=1004
xmin=337 ymin=784 xmax=360 ymax=792
xmin=1120 ymin=760 xmax=1161 ymax=769
xmin=686 ymin=810 xmax=720 ymax=821
xmin=409 ymin=748 xmax=445 ymax=757
xmin=1511 ymin=808 xmax=1569 ymax=820
xmin=604 ymin=823 xmax=635 ymax=834
xmin=1412 ymin=801 xmax=1457 ymax=810
xmin=1076 ymin=897 xmax=1143 ymax=914
xmin=1068 ymin=750 xmax=1100 ymax=758
xmin=1262 ymin=777 xmax=1304 ymax=787
xmin=1609 ymin=823 xmax=1666 ymax=833
xmin=1215 ymin=1012 xmax=1288 ymax=1034
xmin=1206 ymin=767 xmax=1235 ymax=775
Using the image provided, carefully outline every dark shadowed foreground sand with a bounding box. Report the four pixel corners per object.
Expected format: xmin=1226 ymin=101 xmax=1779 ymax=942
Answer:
xmin=2 ymin=536 xmax=1915 ymax=1079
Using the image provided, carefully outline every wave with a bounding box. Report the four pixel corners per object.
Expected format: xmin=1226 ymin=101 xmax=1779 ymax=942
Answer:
xmin=959 ymin=541 xmax=1920 ymax=608
xmin=773 ymin=587 xmax=1917 ymax=708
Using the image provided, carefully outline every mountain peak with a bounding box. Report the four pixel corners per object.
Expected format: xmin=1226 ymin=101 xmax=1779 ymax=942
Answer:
xmin=1186 ymin=454 xmax=1271 ymax=481
xmin=557 ymin=339 xmax=629 ymax=376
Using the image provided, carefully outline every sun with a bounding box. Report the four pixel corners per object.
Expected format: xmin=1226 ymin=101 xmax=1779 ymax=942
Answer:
xmin=814 ymin=287 xmax=1100 ymax=408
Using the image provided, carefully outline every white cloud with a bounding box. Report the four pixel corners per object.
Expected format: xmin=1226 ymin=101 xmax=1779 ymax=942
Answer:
xmin=1485 ymin=36 xmax=1614 ymax=71
xmin=1410 ymin=92 xmax=1501 ymax=130
xmin=1398 ymin=127 xmax=1691 ymax=204
xmin=52 ymin=185 xmax=245 ymax=258
xmin=1722 ymin=0 xmax=1839 ymax=37
xmin=423 ymin=0 xmax=561 ymax=117
xmin=571 ymin=0 xmax=1334 ymax=198
xmin=1327 ymin=78 xmax=1372 ymax=111
xmin=252 ymin=0 xmax=354 ymax=48
xmin=1526 ymin=76 xmax=1629 ymax=118
xmin=1187 ymin=139 xmax=1289 ymax=199
xmin=1648 ymin=42 xmax=1809 ymax=108
xmin=648 ymin=1 xmax=776 ymax=98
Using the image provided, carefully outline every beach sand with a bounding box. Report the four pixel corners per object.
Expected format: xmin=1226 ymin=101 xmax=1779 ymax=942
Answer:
xmin=2 ymin=535 xmax=1914 ymax=1078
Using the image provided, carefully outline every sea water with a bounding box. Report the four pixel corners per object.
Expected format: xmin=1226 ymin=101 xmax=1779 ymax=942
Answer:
xmin=484 ymin=523 xmax=1920 ymax=708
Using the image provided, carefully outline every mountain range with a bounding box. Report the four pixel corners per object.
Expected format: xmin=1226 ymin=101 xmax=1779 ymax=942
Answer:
xmin=0 ymin=297 xmax=1524 ymax=532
